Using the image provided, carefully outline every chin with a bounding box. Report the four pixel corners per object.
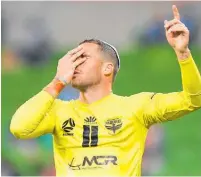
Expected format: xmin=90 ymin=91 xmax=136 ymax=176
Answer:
xmin=71 ymin=80 xmax=87 ymax=90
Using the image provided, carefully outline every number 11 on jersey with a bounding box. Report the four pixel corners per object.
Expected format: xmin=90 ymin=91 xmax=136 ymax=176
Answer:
xmin=82 ymin=125 xmax=98 ymax=147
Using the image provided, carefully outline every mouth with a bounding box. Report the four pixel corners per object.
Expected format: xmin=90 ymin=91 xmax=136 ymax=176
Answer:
xmin=73 ymin=70 xmax=81 ymax=79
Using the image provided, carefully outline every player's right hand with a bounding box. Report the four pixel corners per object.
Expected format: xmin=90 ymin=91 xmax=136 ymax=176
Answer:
xmin=55 ymin=46 xmax=86 ymax=85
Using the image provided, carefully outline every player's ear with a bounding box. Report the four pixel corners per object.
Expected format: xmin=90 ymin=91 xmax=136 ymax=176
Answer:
xmin=103 ymin=62 xmax=113 ymax=76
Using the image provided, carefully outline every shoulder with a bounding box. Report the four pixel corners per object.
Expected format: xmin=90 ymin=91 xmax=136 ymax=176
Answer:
xmin=129 ymin=92 xmax=157 ymax=100
xmin=111 ymin=92 xmax=156 ymax=110
xmin=114 ymin=92 xmax=156 ymax=102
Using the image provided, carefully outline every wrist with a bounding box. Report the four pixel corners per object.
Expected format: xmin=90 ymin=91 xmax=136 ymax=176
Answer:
xmin=43 ymin=78 xmax=66 ymax=98
xmin=175 ymin=48 xmax=191 ymax=60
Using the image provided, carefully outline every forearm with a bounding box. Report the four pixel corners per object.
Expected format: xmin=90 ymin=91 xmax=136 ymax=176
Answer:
xmin=178 ymin=49 xmax=201 ymax=107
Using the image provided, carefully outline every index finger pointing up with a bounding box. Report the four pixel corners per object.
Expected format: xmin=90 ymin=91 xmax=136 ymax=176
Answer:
xmin=172 ymin=5 xmax=180 ymax=20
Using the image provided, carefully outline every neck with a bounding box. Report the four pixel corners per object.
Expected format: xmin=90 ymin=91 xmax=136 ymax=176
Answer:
xmin=78 ymin=83 xmax=112 ymax=104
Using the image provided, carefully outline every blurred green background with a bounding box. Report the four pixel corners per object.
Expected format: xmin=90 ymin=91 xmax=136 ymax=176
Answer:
xmin=2 ymin=45 xmax=201 ymax=175
xmin=2 ymin=1 xmax=201 ymax=176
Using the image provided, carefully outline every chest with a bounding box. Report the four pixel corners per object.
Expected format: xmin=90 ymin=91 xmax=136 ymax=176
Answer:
xmin=54 ymin=103 xmax=142 ymax=148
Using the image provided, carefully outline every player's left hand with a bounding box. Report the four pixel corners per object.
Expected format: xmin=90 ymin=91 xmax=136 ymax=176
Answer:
xmin=164 ymin=5 xmax=189 ymax=53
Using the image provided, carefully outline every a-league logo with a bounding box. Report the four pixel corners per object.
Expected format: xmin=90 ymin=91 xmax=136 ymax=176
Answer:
xmin=62 ymin=118 xmax=75 ymax=136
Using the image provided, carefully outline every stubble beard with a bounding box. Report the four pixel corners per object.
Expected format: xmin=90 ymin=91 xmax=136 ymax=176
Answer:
xmin=71 ymin=76 xmax=101 ymax=92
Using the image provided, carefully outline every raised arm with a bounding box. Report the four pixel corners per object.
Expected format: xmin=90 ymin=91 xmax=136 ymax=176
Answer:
xmin=140 ymin=5 xmax=201 ymax=127
xmin=10 ymin=46 xmax=86 ymax=139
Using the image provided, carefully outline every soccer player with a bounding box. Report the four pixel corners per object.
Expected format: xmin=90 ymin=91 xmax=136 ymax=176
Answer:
xmin=10 ymin=5 xmax=201 ymax=176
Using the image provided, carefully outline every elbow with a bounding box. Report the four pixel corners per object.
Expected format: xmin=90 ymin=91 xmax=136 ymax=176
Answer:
xmin=186 ymin=92 xmax=201 ymax=109
xmin=10 ymin=126 xmax=31 ymax=140
xmin=10 ymin=126 xmax=21 ymax=139
xmin=196 ymin=97 xmax=201 ymax=108
xmin=10 ymin=106 xmax=35 ymax=139
xmin=10 ymin=116 xmax=30 ymax=139
xmin=10 ymin=125 xmax=36 ymax=140
xmin=10 ymin=121 xmax=25 ymax=139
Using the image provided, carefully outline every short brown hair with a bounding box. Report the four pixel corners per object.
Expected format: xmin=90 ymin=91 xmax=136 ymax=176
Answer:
xmin=79 ymin=39 xmax=120 ymax=82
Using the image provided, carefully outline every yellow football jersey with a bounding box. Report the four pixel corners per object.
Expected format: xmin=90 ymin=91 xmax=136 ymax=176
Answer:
xmin=10 ymin=56 xmax=201 ymax=176
xmin=52 ymin=92 xmax=149 ymax=177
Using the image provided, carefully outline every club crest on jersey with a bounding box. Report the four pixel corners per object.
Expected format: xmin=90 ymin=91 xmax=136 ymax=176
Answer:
xmin=84 ymin=116 xmax=97 ymax=125
xmin=105 ymin=118 xmax=123 ymax=134
xmin=62 ymin=118 xmax=75 ymax=136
